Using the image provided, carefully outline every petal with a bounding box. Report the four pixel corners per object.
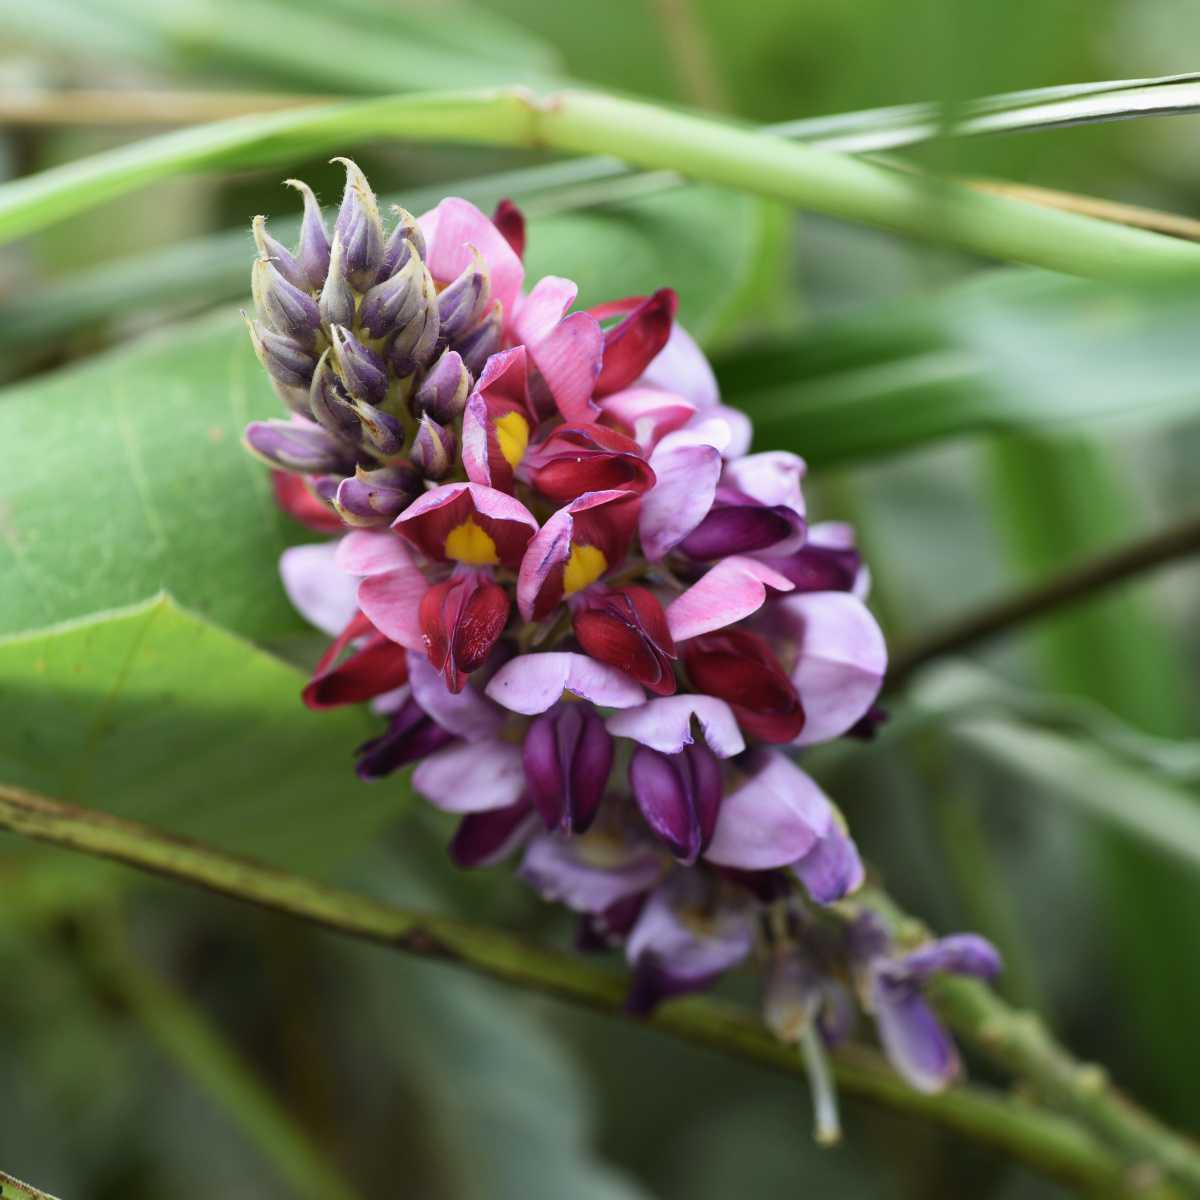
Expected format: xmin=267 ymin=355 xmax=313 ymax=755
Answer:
xmin=491 ymin=198 xmax=526 ymax=259
xmin=893 ymin=935 xmax=1003 ymax=985
xmin=637 ymin=320 xmax=718 ymax=409
xmin=724 ymin=451 xmax=807 ymax=514
xmin=512 ymin=275 xmax=578 ymax=346
xmin=418 ymin=196 xmax=524 ymax=320
xmin=607 ymin=695 xmax=744 ymax=758
xmin=527 ymin=310 xmax=604 ymax=424
xmin=778 ymin=593 xmax=887 ymax=746
xmin=597 ymin=386 xmax=696 ymax=453
xmin=666 ymin=556 xmax=794 ymax=643
xmin=450 ymin=797 xmax=537 ymax=868
xmin=335 ymin=529 xmax=416 ymax=577
xmin=515 ymin=505 xmax=573 ymax=623
xmin=519 ymin=833 xmax=663 ymax=913
xmin=486 ymin=652 xmax=644 ymax=714
xmin=271 ymin=471 xmax=343 ymax=533
xmin=791 ymin=824 xmax=865 ymax=904
xmin=411 ymin=738 xmax=525 ymax=812
xmin=395 ymin=482 xmax=538 ymax=568
xmin=871 ymin=975 xmax=961 ymax=1094
xmin=595 ymin=289 xmax=677 ymax=397
xmin=640 ymin=441 xmax=722 ymax=561
xmin=356 ymin=565 xmax=428 ymax=651
xmin=279 ymin=542 xmax=358 ymax=636
xmin=407 ymin=650 xmax=504 ymax=740
xmin=704 ymin=750 xmax=831 ymax=870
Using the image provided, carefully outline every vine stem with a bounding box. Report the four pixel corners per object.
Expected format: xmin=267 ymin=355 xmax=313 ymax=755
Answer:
xmin=0 ymin=783 xmax=1186 ymax=1196
xmin=3 ymin=88 xmax=1200 ymax=283
xmin=0 ymin=1172 xmax=60 ymax=1200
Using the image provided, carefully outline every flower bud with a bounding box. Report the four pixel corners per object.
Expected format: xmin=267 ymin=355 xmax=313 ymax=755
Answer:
xmin=251 ymin=257 xmax=321 ymax=346
xmin=244 ymin=418 xmax=353 ymax=474
xmin=252 ymin=215 xmax=307 ymax=292
xmin=522 ymin=704 xmax=613 ymax=834
xmin=331 ymin=157 xmax=385 ymax=290
xmin=413 ymin=349 xmax=469 ymax=423
xmin=353 ymin=398 xmax=406 ymax=460
xmin=319 ymin=234 xmax=357 ymax=330
xmin=359 ymin=252 xmax=426 ymax=340
xmin=387 ymin=271 xmax=440 ymax=377
xmin=334 ymin=464 xmax=422 ymax=527
xmin=377 ymin=204 xmax=423 ymax=282
xmin=455 ymin=305 xmax=502 ymax=377
xmin=437 ymin=249 xmax=492 ymax=345
xmin=330 ymin=325 xmax=387 ymax=407
xmin=308 ymin=351 xmax=362 ymax=442
xmin=244 ymin=316 xmax=317 ymax=394
xmin=284 ymin=178 xmax=331 ymax=290
xmin=410 ymin=414 xmax=456 ymax=480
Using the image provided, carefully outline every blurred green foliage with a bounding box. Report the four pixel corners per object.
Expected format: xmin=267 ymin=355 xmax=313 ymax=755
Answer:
xmin=2 ymin=2 xmax=1200 ymax=1197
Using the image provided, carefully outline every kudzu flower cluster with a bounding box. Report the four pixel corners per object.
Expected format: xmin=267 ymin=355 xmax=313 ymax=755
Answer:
xmin=243 ymin=160 xmax=1000 ymax=1137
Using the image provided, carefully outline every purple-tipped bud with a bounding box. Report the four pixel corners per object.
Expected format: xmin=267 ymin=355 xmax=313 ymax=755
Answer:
xmin=437 ymin=249 xmax=492 ymax=345
xmin=334 ymin=464 xmax=421 ymax=527
xmin=377 ymin=204 xmax=423 ymax=283
xmin=244 ymin=316 xmax=317 ymax=392
xmin=628 ymin=742 xmax=722 ymax=864
xmin=319 ymin=235 xmax=357 ymax=330
xmin=331 ymin=157 xmax=385 ymax=290
xmin=522 ymin=704 xmax=613 ymax=835
xmin=387 ymin=271 xmax=440 ymax=377
xmin=309 ymin=474 xmax=340 ymax=506
xmin=308 ymin=351 xmax=362 ymax=442
xmin=284 ymin=177 xmax=331 ymax=290
xmin=413 ymin=349 xmax=470 ymax=423
xmin=251 ymin=258 xmax=321 ymax=346
xmin=252 ymin=215 xmax=308 ymax=292
xmin=243 ymin=418 xmax=353 ymax=474
xmin=353 ymin=398 xmax=406 ymax=461
xmin=410 ymin=415 xmax=456 ymax=480
xmin=330 ymin=325 xmax=388 ymax=407
xmin=455 ymin=305 xmax=502 ymax=377
xmin=359 ymin=252 xmax=426 ymax=340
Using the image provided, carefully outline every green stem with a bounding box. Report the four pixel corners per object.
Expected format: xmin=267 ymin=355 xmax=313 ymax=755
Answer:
xmin=2 ymin=89 xmax=1200 ymax=282
xmin=0 ymin=1172 xmax=60 ymax=1200
xmin=0 ymin=782 xmax=1178 ymax=1196
xmin=78 ymin=909 xmax=365 ymax=1200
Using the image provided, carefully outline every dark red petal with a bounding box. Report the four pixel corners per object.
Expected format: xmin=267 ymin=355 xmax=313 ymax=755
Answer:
xmin=303 ymin=628 xmax=409 ymax=709
xmin=491 ymin=198 xmax=526 ymax=260
xmin=271 ymin=470 xmax=343 ymax=533
xmin=453 ymin=579 xmax=510 ymax=672
xmin=594 ymin=289 xmax=678 ymax=397
xmin=621 ymin=586 xmax=675 ymax=656
xmin=450 ymin=796 xmax=534 ymax=868
xmin=574 ymin=608 xmax=674 ymax=694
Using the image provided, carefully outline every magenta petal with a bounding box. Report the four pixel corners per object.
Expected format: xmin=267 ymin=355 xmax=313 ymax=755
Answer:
xmin=597 ymin=386 xmax=696 ymax=452
xmin=606 ymin=696 xmax=744 ymax=758
xmin=512 ymin=275 xmax=578 ymax=346
xmin=871 ymin=975 xmax=960 ymax=1094
xmin=515 ymin=506 xmax=573 ymax=622
xmin=486 ymin=652 xmax=645 ymax=714
xmin=780 ymin=592 xmax=887 ymax=746
xmin=356 ymin=567 xmax=427 ymax=651
xmin=519 ymin=834 xmax=663 ymax=913
xmin=666 ymin=556 xmax=794 ymax=643
xmin=336 ymin=530 xmax=415 ymax=577
xmin=418 ymin=196 xmax=524 ymax=320
xmin=411 ymin=738 xmax=525 ymax=812
xmin=725 ymin=451 xmax=807 ymax=515
xmin=408 ymin=650 xmax=504 ymax=740
xmin=637 ymin=321 xmax=718 ymax=409
xmin=460 ymin=393 xmax=492 ymax=487
xmin=528 ymin=310 xmax=604 ymax=423
xmin=639 ymin=441 xmax=722 ymax=561
xmin=704 ymin=750 xmax=831 ymax=870
xmin=279 ymin=542 xmax=358 ymax=636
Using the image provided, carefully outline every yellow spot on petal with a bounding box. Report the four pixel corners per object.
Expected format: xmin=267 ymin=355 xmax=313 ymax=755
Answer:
xmin=445 ymin=517 xmax=499 ymax=565
xmin=563 ymin=542 xmax=607 ymax=595
xmin=495 ymin=411 xmax=530 ymax=469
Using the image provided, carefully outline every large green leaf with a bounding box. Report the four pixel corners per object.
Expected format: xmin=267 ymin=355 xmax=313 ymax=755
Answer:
xmin=0 ymin=596 xmax=399 ymax=872
xmin=0 ymin=186 xmax=778 ymax=639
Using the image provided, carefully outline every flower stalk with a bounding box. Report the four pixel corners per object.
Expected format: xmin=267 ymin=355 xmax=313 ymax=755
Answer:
xmin=0 ymin=780 xmax=1181 ymax=1197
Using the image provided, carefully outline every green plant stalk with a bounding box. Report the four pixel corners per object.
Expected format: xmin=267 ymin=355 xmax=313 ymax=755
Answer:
xmin=0 ymin=1171 xmax=60 ymax=1200
xmin=3 ymin=89 xmax=1200 ymax=282
xmin=0 ymin=783 xmax=1181 ymax=1196
xmin=77 ymin=910 xmax=365 ymax=1200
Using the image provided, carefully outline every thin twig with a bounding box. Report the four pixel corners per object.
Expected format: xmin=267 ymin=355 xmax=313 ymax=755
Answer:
xmin=887 ymin=511 xmax=1200 ymax=690
xmin=0 ymin=1172 xmax=60 ymax=1200
xmin=0 ymin=782 xmax=1180 ymax=1196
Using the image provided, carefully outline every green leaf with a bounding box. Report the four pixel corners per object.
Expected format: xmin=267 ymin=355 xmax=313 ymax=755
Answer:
xmin=0 ymin=595 xmax=403 ymax=872
xmin=720 ymin=271 xmax=1200 ymax=467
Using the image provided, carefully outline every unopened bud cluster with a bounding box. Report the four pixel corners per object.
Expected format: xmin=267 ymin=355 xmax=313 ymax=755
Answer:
xmin=244 ymin=160 xmax=499 ymax=527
